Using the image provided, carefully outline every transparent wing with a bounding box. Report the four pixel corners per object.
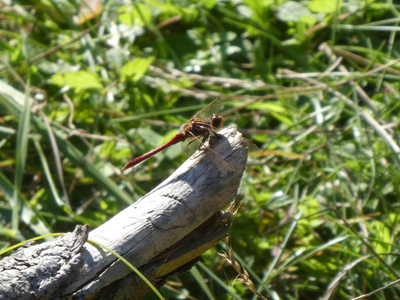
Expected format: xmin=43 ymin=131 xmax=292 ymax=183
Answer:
xmin=181 ymin=136 xmax=203 ymax=156
xmin=245 ymin=138 xmax=259 ymax=153
xmin=181 ymin=134 xmax=235 ymax=171
xmin=194 ymin=97 xmax=223 ymax=119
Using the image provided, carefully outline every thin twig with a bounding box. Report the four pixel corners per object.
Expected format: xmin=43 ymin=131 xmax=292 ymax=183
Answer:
xmin=350 ymin=278 xmax=400 ymax=300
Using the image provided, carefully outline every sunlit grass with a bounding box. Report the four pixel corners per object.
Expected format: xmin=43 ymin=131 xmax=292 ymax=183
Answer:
xmin=1 ymin=0 xmax=400 ymax=298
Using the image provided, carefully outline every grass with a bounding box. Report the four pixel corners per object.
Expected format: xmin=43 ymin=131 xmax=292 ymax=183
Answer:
xmin=1 ymin=0 xmax=400 ymax=299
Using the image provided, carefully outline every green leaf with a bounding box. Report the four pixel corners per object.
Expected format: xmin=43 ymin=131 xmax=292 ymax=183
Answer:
xmin=271 ymin=112 xmax=293 ymax=126
xmin=246 ymin=101 xmax=286 ymax=112
xmin=51 ymin=71 xmax=103 ymax=91
xmin=309 ymin=0 xmax=338 ymax=13
xmin=118 ymin=3 xmax=153 ymax=27
xmin=121 ymin=57 xmax=155 ymax=82
xmin=137 ymin=127 xmax=163 ymax=147
xmin=277 ymin=1 xmax=313 ymax=22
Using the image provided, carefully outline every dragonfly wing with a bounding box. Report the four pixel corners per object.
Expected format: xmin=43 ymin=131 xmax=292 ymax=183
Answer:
xmin=245 ymin=138 xmax=259 ymax=153
xmin=182 ymin=135 xmax=236 ymax=172
xmin=181 ymin=137 xmax=203 ymax=156
xmin=194 ymin=97 xmax=223 ymax=119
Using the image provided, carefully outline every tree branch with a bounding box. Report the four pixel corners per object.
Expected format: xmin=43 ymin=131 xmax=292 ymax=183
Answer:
xmin=0 ymin=126 xmax=248 ymax=299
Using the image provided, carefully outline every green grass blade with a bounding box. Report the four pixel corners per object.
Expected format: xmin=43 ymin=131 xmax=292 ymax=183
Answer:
xmin=12 ymin=41 xmax=31 ymax=232
xmin=0 ymin=170 xmax=51 ymax=238
xmin=0 ymin=80 xmax=132 ymax=205
xmin=197 ymin=262 xmax=243 ymax=300
xmin=189 ymin=265 xmax=216 ymax=300
xmin=88 ymin=238 xmax=165 ymax=300
xmin=33 ymin=140 xmax=65 ymax=207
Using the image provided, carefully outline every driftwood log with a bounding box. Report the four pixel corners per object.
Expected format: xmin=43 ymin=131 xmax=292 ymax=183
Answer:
xmin=0 ymin=126 xmax=248 ymax=299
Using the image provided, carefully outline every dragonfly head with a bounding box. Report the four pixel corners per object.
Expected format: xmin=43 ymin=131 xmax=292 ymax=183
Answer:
xmin=210 ymin=114 xmax=224 ymax=129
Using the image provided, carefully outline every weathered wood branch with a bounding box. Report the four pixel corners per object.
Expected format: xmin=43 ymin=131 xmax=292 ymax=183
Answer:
xmin=0 ymin=126 xmax=247 ymax=299
xmin=0 ymin=225 xmax=89 ymax=300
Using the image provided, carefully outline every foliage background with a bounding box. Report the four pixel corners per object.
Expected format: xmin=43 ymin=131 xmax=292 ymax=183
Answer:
xmin=1 ymin=0 xmax=400 ymax=299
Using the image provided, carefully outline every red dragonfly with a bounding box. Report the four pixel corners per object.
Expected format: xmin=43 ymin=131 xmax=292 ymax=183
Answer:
xmin=122 ymin=97 xmax=227 ymax=171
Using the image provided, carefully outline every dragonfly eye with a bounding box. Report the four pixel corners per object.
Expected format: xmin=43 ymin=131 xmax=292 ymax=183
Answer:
xmin=210 ymin=114 xmax=224 ymax=129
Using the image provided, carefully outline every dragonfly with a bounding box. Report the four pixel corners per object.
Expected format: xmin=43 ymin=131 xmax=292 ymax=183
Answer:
xmin=122 ymin=97 xmax=231 ymax=171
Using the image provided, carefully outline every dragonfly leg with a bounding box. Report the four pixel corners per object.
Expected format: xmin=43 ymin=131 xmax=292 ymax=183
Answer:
xmin=199 ymin=133 xmax=210 ymax=150
xmin=186 ymin=132 xmax=209 ymax=150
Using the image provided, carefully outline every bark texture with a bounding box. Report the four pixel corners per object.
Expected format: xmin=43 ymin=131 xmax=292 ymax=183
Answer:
xmin=0 ymin=225 xmax=89 ymax=300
